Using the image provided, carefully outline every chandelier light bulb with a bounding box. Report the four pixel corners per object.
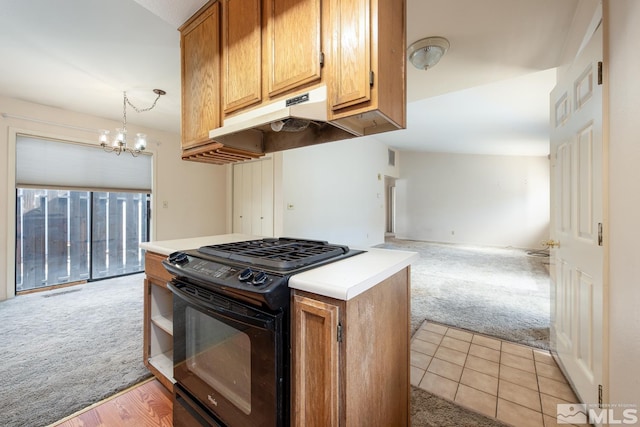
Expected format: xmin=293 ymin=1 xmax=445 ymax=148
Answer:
xmin=135 ymin=133 xmax=147 ymax=151
xmin=115 ymin=128 xmax=126 ymax=146
xmin=99 ymin=130 xmax=110 ymax=145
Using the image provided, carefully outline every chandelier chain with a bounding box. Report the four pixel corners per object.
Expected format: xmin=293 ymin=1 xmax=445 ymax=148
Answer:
xmin=121 ymin=90 xmax=164 ymax=134
xmin=100 ymin=89 xmax=165 ymax=157
xmin=124 ymin=91 xmax=163 ymax=114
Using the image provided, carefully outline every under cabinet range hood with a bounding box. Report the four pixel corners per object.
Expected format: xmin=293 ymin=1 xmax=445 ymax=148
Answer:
xmin=207 ymin=86 xmax=357 ymax=156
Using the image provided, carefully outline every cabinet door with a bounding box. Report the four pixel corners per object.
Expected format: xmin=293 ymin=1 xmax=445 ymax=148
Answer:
xmin=292 ymin=294 xmax=340 ymax=427
xmin=265 ymin=0 xmax=322 ymax=97
xmin=330 ymin=0 xmax=371 ymax=110
xmin=180 ymin=2 xmax=221 ymax=149
xmin=222 ymin=0 xmax=262 ymax=114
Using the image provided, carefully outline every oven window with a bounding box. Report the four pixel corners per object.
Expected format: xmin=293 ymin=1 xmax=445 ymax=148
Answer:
xmin=185 ymin=307 xmax=251 ymax=415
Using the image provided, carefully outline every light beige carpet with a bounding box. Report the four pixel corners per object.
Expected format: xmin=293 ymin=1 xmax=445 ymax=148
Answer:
xmin=378 ymin=238 xmax=551 ymax=350
xmin=0 ymin=274 xmax=151 ymax=427
xmin=411 ymin=385 xmax=509 ymax=427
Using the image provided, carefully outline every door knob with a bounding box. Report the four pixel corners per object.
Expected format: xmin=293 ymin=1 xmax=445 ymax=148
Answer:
xmin=542 ymin=239 xmax=560 ymax=248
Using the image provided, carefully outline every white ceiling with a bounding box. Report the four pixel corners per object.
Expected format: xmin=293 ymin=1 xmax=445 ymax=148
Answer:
xmin=0 ymin=0 xmax=589 ymax=156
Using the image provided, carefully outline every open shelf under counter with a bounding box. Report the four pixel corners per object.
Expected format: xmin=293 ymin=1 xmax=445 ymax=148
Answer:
xmin=148 ymin=350 xmax=175 ymax=385
xmin=151 ymin=313 xmax=173 ymax=335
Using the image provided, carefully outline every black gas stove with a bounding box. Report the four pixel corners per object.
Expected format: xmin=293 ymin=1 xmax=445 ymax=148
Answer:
xmin=162 ymin=237 xmax=363 ymax=311
xmin=166 ymin=237 xmax=363 ymax=427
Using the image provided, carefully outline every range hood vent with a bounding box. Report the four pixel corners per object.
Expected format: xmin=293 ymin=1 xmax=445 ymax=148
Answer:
xmin=207 ymin=86 xmax=357 ymax=158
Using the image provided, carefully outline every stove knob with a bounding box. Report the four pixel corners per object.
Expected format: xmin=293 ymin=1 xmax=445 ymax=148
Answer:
xmin=169 ymin=251 xmax=188 ymax=266
xmin=252 ymin=271 xmax=268 ymax=286
xmin=238 ymin=268 xmax=253 ymax=282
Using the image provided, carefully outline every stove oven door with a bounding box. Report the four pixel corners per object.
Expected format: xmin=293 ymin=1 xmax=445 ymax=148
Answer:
xmin=169 ymin=279 xmax=287 ymax=427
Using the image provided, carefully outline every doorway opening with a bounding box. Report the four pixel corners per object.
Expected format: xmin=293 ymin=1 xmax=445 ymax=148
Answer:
xmin=384 ymin=176 xmax=396 ymax=236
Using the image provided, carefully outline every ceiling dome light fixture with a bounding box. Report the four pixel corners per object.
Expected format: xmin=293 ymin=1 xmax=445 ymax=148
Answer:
xmin=99 ymin=89 xmax=166 ymax=156
xmin=407 ymin=37 xmax=450 ymax=70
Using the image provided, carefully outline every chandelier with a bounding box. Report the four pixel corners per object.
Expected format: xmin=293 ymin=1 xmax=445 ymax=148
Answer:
xmin=99 ymin=89 xmax=166 ymax=156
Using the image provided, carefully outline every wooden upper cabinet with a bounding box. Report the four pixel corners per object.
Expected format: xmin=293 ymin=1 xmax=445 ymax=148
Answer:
xmin=330 ymin=0 xmax=371 ymax=110
xmin=264 ymin=0 xmax=323 ymax=98
xmin=328 ymin=0 xmax=406 ymax=136
xmin=177 ymin=0 xmax=405 ymax=161
xmin=180 ymin=1 xmax=221 ymax=149
xmin=222 ymin=0 xmax=262 ymax=114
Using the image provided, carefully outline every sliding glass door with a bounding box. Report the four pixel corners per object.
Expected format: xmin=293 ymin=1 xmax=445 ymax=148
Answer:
xmin=91 ymin=192 xmax=148 ymax=278
xmin=15 ymin=188 xmax=149 ymax=292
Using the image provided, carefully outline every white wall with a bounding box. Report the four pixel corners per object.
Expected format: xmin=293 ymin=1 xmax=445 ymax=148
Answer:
xmin=605 ymin=0 xmax=640 ymax=408
xmin=281 ymin=136 xmax=398 ymax=247
xmin=395 ymin=151 xmax=550 ymax=249
xmin=0 ymin=95 xmax=227 ymax=300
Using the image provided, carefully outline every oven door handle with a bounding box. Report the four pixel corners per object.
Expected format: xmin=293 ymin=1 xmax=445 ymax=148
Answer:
xmin=168 ymin=282 xmax=276 ymax=331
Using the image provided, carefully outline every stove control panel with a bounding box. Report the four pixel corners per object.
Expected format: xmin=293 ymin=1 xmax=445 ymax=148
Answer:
xmin=164 ymin=252 xmax=281 ymax=291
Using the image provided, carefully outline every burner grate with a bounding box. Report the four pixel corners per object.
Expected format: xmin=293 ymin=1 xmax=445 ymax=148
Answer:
xmin=198 ymin=238 xmax=349 ymax=270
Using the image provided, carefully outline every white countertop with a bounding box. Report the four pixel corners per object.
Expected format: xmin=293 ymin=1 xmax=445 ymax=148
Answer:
xmin=288 ymin=248 xmax=418 ymax=300
xmin=139 ymin=233 xmax=259 ymax=255
xmin=140 ymin=235 xmax=418 ymax=301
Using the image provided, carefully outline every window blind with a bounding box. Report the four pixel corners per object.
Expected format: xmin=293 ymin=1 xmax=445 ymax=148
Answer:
xmin=16 ymin=135 xmax=152 ymax=193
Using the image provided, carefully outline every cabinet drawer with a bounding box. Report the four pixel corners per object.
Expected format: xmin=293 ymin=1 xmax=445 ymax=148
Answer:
xmin=145 ymin=252 xmax=174 ymax=284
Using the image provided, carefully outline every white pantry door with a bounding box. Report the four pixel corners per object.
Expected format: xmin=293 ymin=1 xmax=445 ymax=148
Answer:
xmin=550 ymin=22 xmax=604 ymax=407
xmin=232 ymin=158 xmax=274 ymax=237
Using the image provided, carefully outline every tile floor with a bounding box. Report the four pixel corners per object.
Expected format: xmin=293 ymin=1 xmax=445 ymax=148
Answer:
xmin=411 ymin=321 xmax=580 ymax=427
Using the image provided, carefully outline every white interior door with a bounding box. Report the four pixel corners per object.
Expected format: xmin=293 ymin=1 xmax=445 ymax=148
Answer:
xmin=241 ymin=161 xmax=253 ymax=233
xmin=232 ymin=158 xmax=274 ymax=237
xmin=232 ymin=163 xmax=245 ymax=233
xmin=259 ymin=157 xmax=274 ymax=237
xmin=550 ymin=22 xmax=604 ymax=407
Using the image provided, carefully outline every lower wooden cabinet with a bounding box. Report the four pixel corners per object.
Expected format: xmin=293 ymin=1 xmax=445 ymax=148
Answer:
xmin=292 ymin=294 xmax=341 ymax=426
xmin=143 ymin=251 xmax=175 ymax=391
xmin=291 ymin=267 xmax=410 ymax=426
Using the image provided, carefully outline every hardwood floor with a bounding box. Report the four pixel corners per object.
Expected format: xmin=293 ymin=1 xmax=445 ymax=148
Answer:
xmin=53 ymin=379 xmax=172 ymax=427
